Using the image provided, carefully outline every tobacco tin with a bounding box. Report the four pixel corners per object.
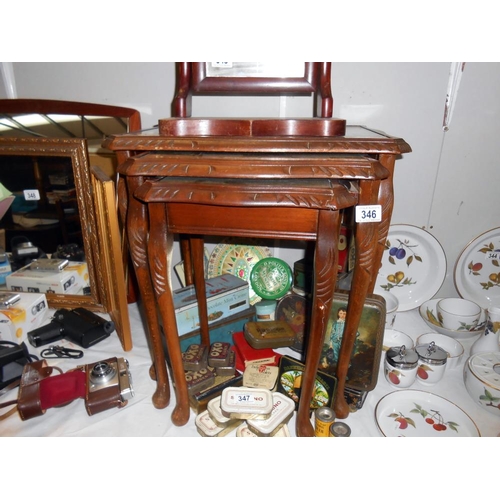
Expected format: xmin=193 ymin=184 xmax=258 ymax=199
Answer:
xmin=243 ymin=363 xmax=279 ymax=390
xmin=207 ymin=395 xmax=236 ymax=427
xmin=244 ymin=320 xmax=296 ymax=349
xmin=195 ymin=410 xmax=240 ymax=437
xmin=249 ymin=257 xmax=293 ymax=300
xmin=246 ymin=392 xmax=295 ymax=437
xmin=208 ymin=341 xmax=232 ymax=367
xmin=182 ymin=343 xmax=208 ymax=372
xmin=235 ymin=422 xmax=292 ymax=437
xmin=220 ymin=386 xmax=273 ymax=420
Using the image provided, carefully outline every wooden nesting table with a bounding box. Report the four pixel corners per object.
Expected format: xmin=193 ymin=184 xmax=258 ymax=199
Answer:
xmin=103 ymin=125 xmax=411 ymax=437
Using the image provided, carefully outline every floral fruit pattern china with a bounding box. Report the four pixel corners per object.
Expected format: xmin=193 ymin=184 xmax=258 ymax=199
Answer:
xmin=375 ymin=390 xmax=480 ymax=437
xmin=454 ymin=226 xmax=500 ymax=309
xmin=376 ymin=225 xmax=446 ymax=312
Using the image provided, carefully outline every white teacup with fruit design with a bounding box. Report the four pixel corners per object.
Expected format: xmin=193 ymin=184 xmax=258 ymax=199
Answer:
xmin=436 ymin=297 xmax=481 ymax=331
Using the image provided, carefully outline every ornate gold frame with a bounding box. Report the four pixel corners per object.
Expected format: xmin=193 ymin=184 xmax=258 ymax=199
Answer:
xmin=0 ymin=136 xmax=132 ymax=350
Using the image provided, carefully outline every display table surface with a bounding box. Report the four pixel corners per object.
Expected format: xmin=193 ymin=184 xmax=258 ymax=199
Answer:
xmin=1 ymin=302 xmax=498 ymax=437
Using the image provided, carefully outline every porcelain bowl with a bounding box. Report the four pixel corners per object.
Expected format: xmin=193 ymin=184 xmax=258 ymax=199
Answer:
xmin=378 ymin=291 xmax=399 ymax=330
xmin=416 ymin=332 xmax=464 ymax=370
xmin=436 ymin=297 xmax=482 ymax=331
xmin=464 ymin=351 xmax=500 ymax=417
xmin=383 ymin=329 xmax=414 ymax=352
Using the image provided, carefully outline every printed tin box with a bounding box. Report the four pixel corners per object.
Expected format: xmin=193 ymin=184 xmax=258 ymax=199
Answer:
xmin=243 ymin=320 xmax=296 ymax=349
xmin=174 ymin=273 xmax=250 ymax=336
xmin=246 ymin=392 xmax=295 ymax=437
xmin=179 ymin=305 xmax=256 ymax=352
xmin=220 ymin=386 xmax=273 ymax=420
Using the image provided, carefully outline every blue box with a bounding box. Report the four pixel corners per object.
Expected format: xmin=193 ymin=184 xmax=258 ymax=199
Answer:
xmin=174 ymin=274 xmax=250 ymax=336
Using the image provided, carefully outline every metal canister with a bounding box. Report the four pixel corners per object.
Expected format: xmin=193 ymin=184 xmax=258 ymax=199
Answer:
xmin=314 ymin=407 xmax=336 ymax=437
xmin=330 ymin=421 xmax=351 ymax=437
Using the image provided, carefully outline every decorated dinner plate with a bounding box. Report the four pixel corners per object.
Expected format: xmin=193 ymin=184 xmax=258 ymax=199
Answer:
xmin=419 ymin=298 xmax=485 ymax=340
xmin=375 ymin=225 xmax=446 ymax=312
xmin=454 ymin=226 xmax=500 ymax=309
xmin=207 ymin=238 xmax=272 ymax=305
xmin=375 ymin=390 xmax=480 ymax=437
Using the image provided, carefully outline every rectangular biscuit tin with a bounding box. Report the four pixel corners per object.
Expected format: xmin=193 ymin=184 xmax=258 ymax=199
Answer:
xmin=243 ymin=320 xmax=296 ymax=349
xmin=220 ymin=386 xmax=273 ymax=420
xmin=182 ymin=344 xmax=208 ymax=372
xmin=208 ymin=341 xmax=232 ymax=367
xmin=174 ymin=274 xmax=250 ymax=336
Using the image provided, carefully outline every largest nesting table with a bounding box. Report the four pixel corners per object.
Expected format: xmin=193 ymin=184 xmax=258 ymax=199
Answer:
xmin=103 ymin=125 xmax=411 ymax=437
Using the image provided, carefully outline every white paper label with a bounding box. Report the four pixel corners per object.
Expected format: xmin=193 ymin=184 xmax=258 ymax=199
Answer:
xmin=355 ymin=205 xmax=382 ymax=223
xmin=23 ymin=189 xmax=40 ymax=201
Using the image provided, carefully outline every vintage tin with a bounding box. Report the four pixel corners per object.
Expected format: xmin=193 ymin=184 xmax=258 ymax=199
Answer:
xmin=236 ymin=422 xmax=291 ymax=437
xmin=330 ymin=421 xmax=351 ymax=437
xmin=243 ymin=320 xmax=296 ymax=349
xmin=255 ymin=300 xmax=277 ymax=321
xmin=314 ymin=407 xmax=336 ymax=437
xmin=215 ymin=350 xmax=236 ymax=377
xmin=249 ymin=257 xmax=293 ymax=300
xmin=207 ymin=395 xmax=237 ymax=427
xmin=195 ymin=409 xmax=240 ymax=437
xmin=185 ymin=366 xmax=216 ymax=396
xmin=220 ymin=386 xmax=273 ymax=420
xmin=243 ymin=363 xmax=279 ymax=390
xmin=246 ymin=392 xmax=295 ymax=437
xmin=188 ymin=371 xmax=243 ymax=414
xmin=182 ymin=343 xmax=208 ymax=372
xmin=208 ymin=342 xmax=232 ymax=367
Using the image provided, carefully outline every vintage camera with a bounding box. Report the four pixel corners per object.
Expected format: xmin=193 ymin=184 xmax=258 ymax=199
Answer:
xmin=28 ymin=308 xmax=115 ymax=348
xmin=9 ymin=356 xmax=134 ymax=420
xmin=83 ymin=357 xmax=134 ymax=415
xmin=0 ymin=341 xmax=38 ymax=390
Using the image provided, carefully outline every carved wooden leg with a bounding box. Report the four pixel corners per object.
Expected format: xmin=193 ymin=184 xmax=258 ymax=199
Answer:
xmin=127 ymin=178 xmax=170 ymax=409
xmin=148 ymin=202 xmax=190 ymax=426
xmin=334 ymin=179 xmax=381 ymax=419
xmin=296 ymin=210 xmax=340 ymax=437
xmin=191 ymin=236 xmax=211 ymax=347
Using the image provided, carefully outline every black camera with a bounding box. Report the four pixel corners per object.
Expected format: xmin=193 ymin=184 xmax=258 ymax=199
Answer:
xmin=28 ymin=308 xmax=115 ymax=348
xmin=0 ymin=341 xmax=38 ymax=390
xmin=84 ymin=357 xmax=134 ymax=415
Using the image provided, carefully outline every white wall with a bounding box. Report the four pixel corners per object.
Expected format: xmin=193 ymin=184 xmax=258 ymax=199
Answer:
xmin=2 ymin=62 xmax=499 ymax=299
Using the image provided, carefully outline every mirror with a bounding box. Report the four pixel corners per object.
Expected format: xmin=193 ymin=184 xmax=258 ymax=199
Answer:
xmin=0 ymin=99 xmax=141 ymax=350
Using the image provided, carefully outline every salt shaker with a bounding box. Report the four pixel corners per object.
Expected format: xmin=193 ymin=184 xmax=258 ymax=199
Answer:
xmin=384 ymin=345 xmax=418 ymax=388
xmin=415 ymin=341 xmax=447 ymax=386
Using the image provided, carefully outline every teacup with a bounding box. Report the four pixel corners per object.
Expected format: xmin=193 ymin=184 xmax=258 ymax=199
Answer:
xmin=436 ymin=297 xmax=481 ymax=331
xmin=378 ymin=291 xmax=399 ymax=329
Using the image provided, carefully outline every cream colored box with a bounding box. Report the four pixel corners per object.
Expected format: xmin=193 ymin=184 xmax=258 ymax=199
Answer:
xmin=5 ymin=263 xmax=81 ymax=294
xmin=0 ymin=292 xmax=49 ymax=343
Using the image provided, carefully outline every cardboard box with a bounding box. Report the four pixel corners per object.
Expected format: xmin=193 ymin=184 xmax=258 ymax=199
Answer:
xmin=174 ymin=274 xmax=250 ymax=336
xmin=0 ymin=292 xmax=49 ymax=343
xmin=5 ymin=263 xmax=81 ymax=294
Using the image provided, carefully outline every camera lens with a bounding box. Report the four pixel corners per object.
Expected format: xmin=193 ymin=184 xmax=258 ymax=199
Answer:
xmin=89 ymin=361 xmax=116 ymax=384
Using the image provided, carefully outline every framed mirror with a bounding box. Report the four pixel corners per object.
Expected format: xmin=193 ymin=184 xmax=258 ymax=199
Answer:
xmin=0 ymin=99 xmax=141 ymax=350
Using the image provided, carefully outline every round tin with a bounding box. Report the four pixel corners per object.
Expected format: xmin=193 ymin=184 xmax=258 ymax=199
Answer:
xmin=330 ymin=421 xmax=351 ymax=437
xmin=255 ymin=299 xmax=277 ymax=321
xmin=314 ymin=407 xmax=336 ymax=437
xmin=415 ymin=341 xmax=447 ymax=386
xmin=249 ymin=257 xmax=293 ymax=300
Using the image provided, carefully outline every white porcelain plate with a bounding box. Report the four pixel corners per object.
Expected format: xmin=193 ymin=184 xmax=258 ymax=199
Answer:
xmin=207 ymin=238 xmax=272 ymax=305
xmin=454 ymin=226 xmax=500 ymax=309
xmin=375 ymin=390 xmax=480 ymax=437
xmin=419 ymin=298 xmax=485 ymax=340
xmin=375 ymin=225 xmax=447 ymax=311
